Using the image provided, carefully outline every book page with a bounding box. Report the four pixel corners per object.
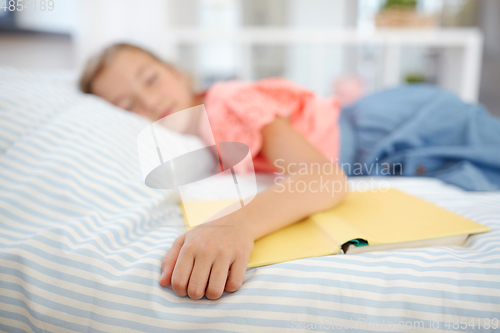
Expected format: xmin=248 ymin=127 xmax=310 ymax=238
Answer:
xmin=312 ymin=189 xmax=489 ymax=247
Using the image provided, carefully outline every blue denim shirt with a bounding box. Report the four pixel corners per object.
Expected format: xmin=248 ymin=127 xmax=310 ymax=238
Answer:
xmin=339 ymin=84 xmax=500 ymax=191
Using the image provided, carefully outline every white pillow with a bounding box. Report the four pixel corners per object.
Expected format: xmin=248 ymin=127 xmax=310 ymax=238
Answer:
xmin=0 ymin=66 xmax=214 ymax=185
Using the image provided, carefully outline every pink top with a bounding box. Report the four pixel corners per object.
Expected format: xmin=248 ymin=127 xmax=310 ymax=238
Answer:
xmin=200 ymin=78 xmax=341 ymax=173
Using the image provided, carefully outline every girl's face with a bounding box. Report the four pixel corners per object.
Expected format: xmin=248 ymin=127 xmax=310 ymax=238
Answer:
xmin=92 ymin=49 xmax=194 ymax=122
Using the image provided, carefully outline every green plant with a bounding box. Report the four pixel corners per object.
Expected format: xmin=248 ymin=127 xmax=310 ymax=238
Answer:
xmin=382 ymin=0 xmax=417 ymax=10
xmin=405 ymin=73 xmax=426 ymax=83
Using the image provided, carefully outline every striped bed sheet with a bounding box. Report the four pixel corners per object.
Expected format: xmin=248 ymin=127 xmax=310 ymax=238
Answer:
xmin=1 ymin=67 xmax=500 ymax=332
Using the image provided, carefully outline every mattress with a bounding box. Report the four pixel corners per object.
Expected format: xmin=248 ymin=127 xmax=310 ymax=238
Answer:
xmin=1 ymin=67 xmax=500 ymax=332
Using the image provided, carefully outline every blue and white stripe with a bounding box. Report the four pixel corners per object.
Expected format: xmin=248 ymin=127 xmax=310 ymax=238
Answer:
xmin=1 ymin=67 xmax=499 ymax=332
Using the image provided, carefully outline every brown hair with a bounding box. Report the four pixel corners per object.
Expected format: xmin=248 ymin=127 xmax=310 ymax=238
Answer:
xmin=79 ymin=43 xmax=167 ymax=94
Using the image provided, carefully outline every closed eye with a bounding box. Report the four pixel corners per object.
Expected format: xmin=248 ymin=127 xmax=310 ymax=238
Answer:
xmin=146 ymin=73 xmax=158 ymax=85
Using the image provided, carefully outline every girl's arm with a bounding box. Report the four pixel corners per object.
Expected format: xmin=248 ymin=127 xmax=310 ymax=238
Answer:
xmin=159 ymin=117 xmax=347 ymax=299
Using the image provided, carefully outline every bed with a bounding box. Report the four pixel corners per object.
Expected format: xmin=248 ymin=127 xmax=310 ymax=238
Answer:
xmin=1 ymin=67 xmax=499 ymax=333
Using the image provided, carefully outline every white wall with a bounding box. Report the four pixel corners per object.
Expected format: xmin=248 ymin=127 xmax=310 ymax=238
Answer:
xmin=198 ymin=0 xmax=240 ymax=83
xmin=72 ymin=0 xmax=174 ymax=71
xmin=286 ymin=0 xmax=355 ymax=96
xmin=15 ymin=0 xmax=74 ymax=34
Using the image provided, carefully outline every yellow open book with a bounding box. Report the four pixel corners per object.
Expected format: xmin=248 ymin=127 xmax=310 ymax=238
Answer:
xmin=181 ymin=189 xmax=490 ymax=268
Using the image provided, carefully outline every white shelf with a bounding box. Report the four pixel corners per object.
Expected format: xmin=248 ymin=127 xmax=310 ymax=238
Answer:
xmin=169 ymin=28 xmax=483 ymax=101
xmin=171 ymin=28 xmax=482 ymax=46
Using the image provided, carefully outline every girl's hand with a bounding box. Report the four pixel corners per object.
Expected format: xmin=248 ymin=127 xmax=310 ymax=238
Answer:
xmin=159 ymin=216 xmax=254 ymax=300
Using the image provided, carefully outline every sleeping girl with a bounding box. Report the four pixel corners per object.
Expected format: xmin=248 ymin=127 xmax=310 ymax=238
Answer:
xmin=79 ymin=43 xmax=500 ymax=300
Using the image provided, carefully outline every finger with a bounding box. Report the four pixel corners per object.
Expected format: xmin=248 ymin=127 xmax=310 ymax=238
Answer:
xmin=159 ymin=234 xmax=185 ymax=287
xmin=187 ymin=255 xmax=214 ymax=300
xmin=225 ymin=258 xmax=248 ymax=293
xmin=205 ymin=256 xmax=232 ymax=300
xmin=170 ymin=246 xmax=195 ymax=297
